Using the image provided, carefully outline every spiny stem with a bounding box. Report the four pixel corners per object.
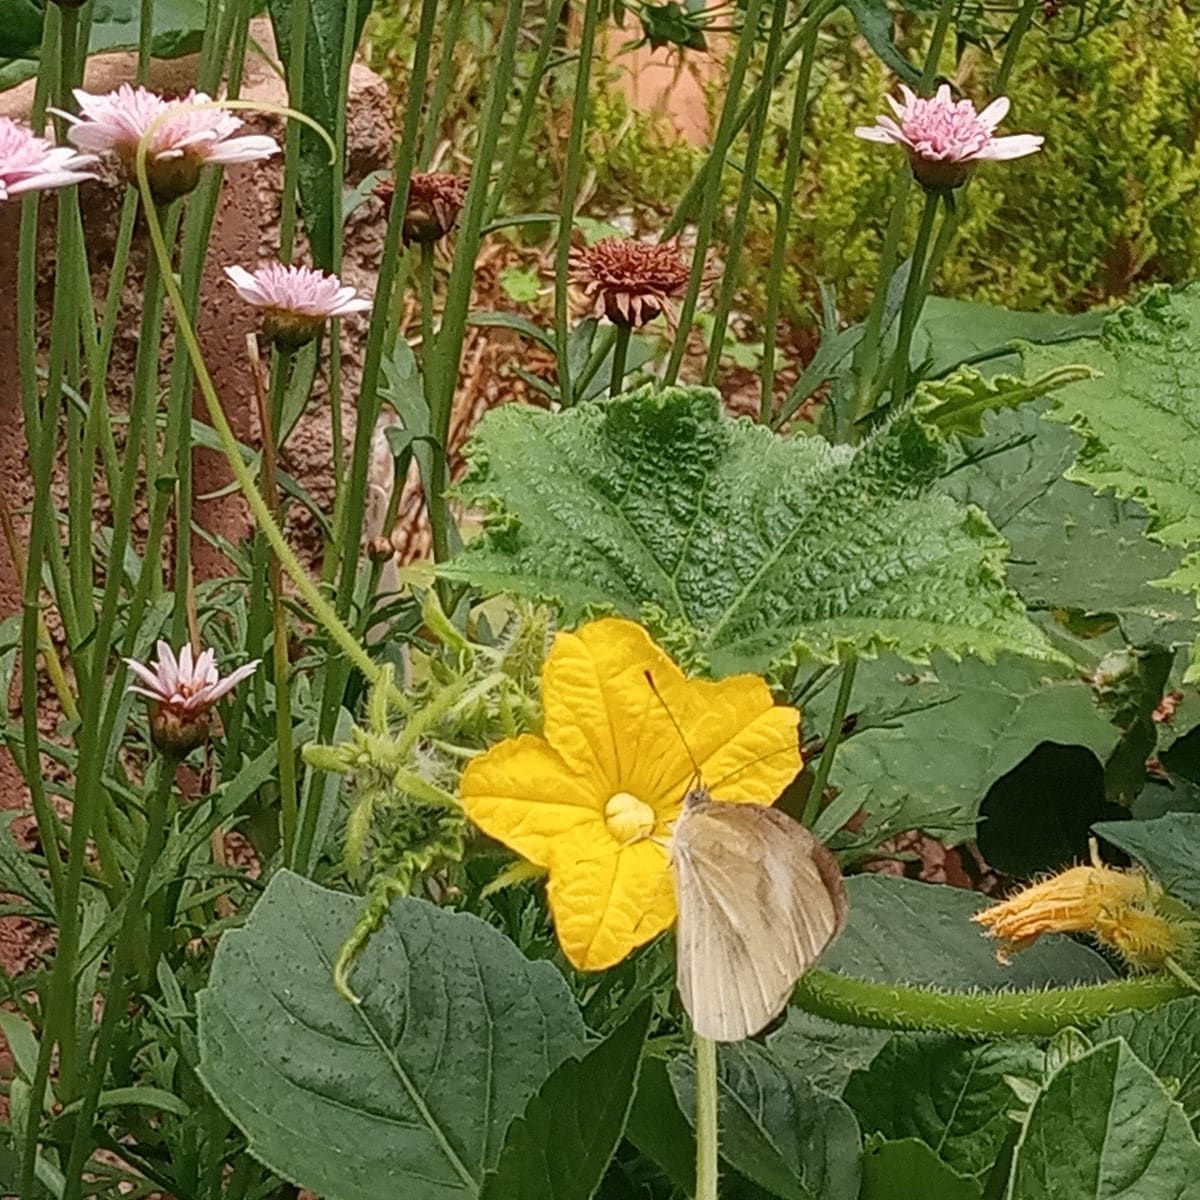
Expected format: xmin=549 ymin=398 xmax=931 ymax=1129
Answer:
xmin=793 ymin=968 xmax=1190 ymax=1037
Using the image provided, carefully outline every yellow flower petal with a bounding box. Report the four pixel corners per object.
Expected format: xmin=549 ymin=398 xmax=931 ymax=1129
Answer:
xmin=543 ymin=618 xmax=801 ymax=822
xmin=546 ymin=827 xmax=677 ymax=970
xmin=460 ymin=734 xmax=603 ymax=868
xmin=541 ymin=618 xmax=689 ymax=789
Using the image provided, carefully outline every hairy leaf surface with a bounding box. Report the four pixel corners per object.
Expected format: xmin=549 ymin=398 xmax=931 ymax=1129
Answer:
xmin=445 ymin=385 xmax=1052 ymax=676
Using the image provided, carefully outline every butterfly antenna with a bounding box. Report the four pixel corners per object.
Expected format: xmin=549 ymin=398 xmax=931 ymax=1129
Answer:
xmin=643 ymin=670 xmax=703 ymax=786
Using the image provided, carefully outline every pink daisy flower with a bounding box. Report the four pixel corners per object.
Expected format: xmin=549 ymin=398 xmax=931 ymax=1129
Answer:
xmin=55 ymin=85 xmax=279 ymax=202
xmin=126 ymin=641 xmax=260 ymax=756
xmin=0 ymin=116 xmax=96 ymax=201
xmin=856 ymin=84 xmax=1043 ymax=190
xmin=224 ymin=262 xmax=374 ymax=350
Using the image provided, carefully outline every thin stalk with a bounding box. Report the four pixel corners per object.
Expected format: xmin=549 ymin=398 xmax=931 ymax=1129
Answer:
xmin=887 ymin=191 xmax=940 ymax=406
xmin=137 ymin=148 xmax=398 ymax=699
xmin=485 ymin=0 xmax=570 ymax=226
xmin=251 ymin=349 xmax=299 ymax=866
xmin=428 ymin=0 xmax=524 ymax=559
xmin=418 ymin=0 xmax=466 ymax=168
xmin=703 ymin=0 xmax=787 ymax=386
xmin=760 ymin=1 xmax=832 ymax=421
xmin=279 ymin=0 xmax=310 ymax=263
xmin=664 ymin=0 xmax=767 ymax=386
xmin=138 ymin=0 xmax=154 ymax=82
xmin=609 ymin=323 xmax=631 ymax=397
xmin=419 ymin=241 xmax=436 ymax=371
xmin=920 ymin=0 xmax=955 ymax=90
xmin=60 ymin=770 xmax=172 ymax=1200
xmin=663 ymin=15 xmax=821 ymax=242
xmin=694 ymin=1035 xmax=719 ymax=1200
xmin=553 ymin=0 xmax=601 ymax=408
xmin=331 ymin=0 xmax=439 ymax=615
xmin=801 ymin=656 xmax=856 ymax=828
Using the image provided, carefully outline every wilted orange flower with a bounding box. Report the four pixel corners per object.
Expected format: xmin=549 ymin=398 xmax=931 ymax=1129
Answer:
xmin=568 ymin=237 xmax=694 ymax=328
xmin=974 ymin=850 xmax=1190 ymax=971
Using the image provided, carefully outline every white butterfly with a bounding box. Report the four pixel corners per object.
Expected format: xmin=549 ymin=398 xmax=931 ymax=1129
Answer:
xmin=671 ymin=783 xmax=849 ymax=1042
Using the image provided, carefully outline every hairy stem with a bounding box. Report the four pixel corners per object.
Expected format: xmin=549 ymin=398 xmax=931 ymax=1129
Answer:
xmin=694 ymin=1035 xmax=719 ymax=1200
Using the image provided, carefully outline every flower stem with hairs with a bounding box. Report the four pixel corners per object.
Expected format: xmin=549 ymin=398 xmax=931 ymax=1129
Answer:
xmin=609 ymin=322 xmax=631 ymax=398
xmin=802 ymin=655 xmax=857 ymax=828
xmin=887 ymin=190 xmax=941 ymax=406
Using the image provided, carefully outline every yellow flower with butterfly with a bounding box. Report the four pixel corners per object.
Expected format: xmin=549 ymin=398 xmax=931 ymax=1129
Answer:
xmin=460 ymin=617 xmax=847 ymax=1041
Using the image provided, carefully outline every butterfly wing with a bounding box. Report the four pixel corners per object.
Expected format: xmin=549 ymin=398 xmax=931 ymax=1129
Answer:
xmin=672 ymin=802 xmax=848 ymax=1042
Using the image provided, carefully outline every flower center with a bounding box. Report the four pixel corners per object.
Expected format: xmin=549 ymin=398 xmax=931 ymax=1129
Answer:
xmin=604 ymin=791 xmax=656 ymax=845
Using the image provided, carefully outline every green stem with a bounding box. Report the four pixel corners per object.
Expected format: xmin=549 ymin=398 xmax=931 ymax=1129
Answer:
xmin=609 ymin=323 xmax=631 ymax=398
xmin=887 ymin=191 xmax=940 ymax=407
xmin=920 ymin=0 xmax=955 ymax=90
xmin=664 ymin=0 xmax=766 ymax=386
xmin=553 ymin=0 xmax=601 ymax=408
xmin=418 ymin=0 xmax=466 ymax=168
xmin=279 ymin=0 xmax=310 ymax=263
xmin=137 ymin=153 xmax=398 ymax=700
xmin=793 ymin=968 xmax=1190 ymax=1038
xmin=694 ymin=1035 xmax=719 ymax=1200
xmin=255 ymin=356 xmax=300 ymax=867
xmin=760 ymin=1 xmax=832 ymax=422
xmin=332 ymin=0 xmax=439 ymax=615
xmin=801 ymin=656 xmax=856 ymax=828
xmin=703 ymin=0 xmax=788 ymax=387
xmin=485 ymin=0 xmax=569 ymax=226
xmin=60 ymin=770 xmax=172 ymax=1200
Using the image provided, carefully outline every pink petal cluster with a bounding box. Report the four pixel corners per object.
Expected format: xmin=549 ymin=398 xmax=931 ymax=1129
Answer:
xmin=126 ymin=641 xmax=259 ymax=716
xmin=224 ymin=263 xmax=373 ymax=319
xmin=856 ymin=84 xmax=1043 ymax=189
xmin=55 ymin=85 xmax=278 ymax=199
xmin=0 ymin=116 xmax=96 ymax=202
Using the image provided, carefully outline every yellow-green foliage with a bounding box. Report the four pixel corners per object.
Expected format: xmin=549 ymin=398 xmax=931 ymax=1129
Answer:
xmin=739 ymin=2 xmax=1200 ymax=321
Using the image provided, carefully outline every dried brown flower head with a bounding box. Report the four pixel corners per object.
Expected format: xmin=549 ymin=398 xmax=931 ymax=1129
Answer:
xmin=375 ymin=171 xmax=469 ymax=244
xmin=568 ymin=237 xmax=693 ymax=328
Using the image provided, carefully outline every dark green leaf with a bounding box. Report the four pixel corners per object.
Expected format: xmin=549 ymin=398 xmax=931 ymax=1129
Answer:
xmin=445 ymin=384 xmax=1053 ymax=677
xmin=1093 ymin=998 xmax=1200 ymax=1134
xmin=267 ymin=0 xmax=373 ymax=267
xmin=1093 ymin=813 xmax=1200 ymax=909
xmin=0 ymin=811 xmax=54 ymax=920
xmin=843 ymin=0 xmax=920 ymax=85
xmin=824 ymin=652 xmax=1120 ymax=844
xmin=480 ymin=1002 xmax=650 ymax=1200
xmin=197 ymin=871 xmax=585 ymax=1200
xmin=765 ymin=1009 xmax=889 ymax=1097
xmin=671 ymin=1043 xmax=861 ymax=1200
xmin=1009 ymin=1039 xmax=1200 ymax=1198
xmin=626 ymin=1054 xmax=695 ymax=1196
xmin=823 ymin=875 xmax=1114 ymax=990
xmin=844 ymin=1035 xmax=1042 ymax=1181
xmin=859 ymin=1138 xmax=981 ymax=1200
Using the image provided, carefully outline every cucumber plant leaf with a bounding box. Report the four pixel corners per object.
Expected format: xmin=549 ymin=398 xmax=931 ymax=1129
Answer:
xmin=444 ymin=384 xmax=1055 ymax=677
xmin=197 ymin=871 xmax=585 ymax=1200
xmin=1008 ymin=1038 xmax=1200 ymax=1199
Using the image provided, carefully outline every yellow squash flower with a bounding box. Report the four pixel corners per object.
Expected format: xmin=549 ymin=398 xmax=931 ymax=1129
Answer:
xmin=460 ymin=618 xmax=801 ymax=970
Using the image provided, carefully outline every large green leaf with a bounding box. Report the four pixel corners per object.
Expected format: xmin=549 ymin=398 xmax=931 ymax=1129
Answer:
xmin=268 ymin=0 xmax=373 ymax=268
xmin=197 ymin=871 xmax=585 ymax=1200
xmin=821 ymin=652 xmax=1121 ymax=843
xmin=859 ymin=1138 xmax=981 ymax=1200
xmin=1093 ymin=998 xmax=1200 ymax=1134
xmin=445 ymin=384 xmax=1052 ymax=677
xmin=941 ymin=403 xmax=1193 ymax=637
xmin=670 ymin=1042 xmax=862 ymax=1200
xmin=843 ymin=1035 xmax=1042 ymax=1182
xmin=625 ymin=1055 xmax=696 ymax=1196
xmin=820 ymin=875 xmax=1114 ymax=990
xmin=1028 ymin=286 xmax=1200 ymax=671
xmin=1008 ymin=1039 xmax=1200 ymax=1198
xmin=1093 ymin=812 xmax=1200 ymax=909
xmin=480 ymin=1002 xmax=649 ymax=1200
xmin=765 ymin=1010 xmax=889 ymax=1097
